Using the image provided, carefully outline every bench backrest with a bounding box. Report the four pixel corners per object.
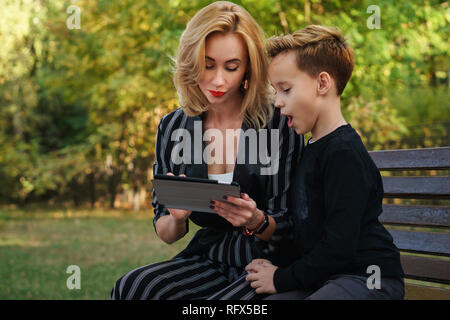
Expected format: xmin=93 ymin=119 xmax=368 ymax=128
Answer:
xmin=369 ymin=147 xmax=450 ymax=299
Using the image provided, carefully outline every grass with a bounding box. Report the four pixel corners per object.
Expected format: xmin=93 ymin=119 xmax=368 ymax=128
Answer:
xmin=3 ymin=207 xmax=449 ymax=300
xmin=0 ymin=207 xmax=198 ymax=299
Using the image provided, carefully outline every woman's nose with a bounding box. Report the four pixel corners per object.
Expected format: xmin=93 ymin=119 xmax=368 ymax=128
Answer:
xmin=211 ymin=68 xmax=225 ymax=88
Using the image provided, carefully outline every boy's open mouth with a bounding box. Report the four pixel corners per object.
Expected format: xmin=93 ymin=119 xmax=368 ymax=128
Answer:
xmin=287 ymin=116 xmax=293 ymax=128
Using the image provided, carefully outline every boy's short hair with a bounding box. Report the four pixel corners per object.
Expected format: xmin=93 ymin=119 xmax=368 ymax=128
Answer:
xmin=266 ymin=25 xmax=354 ymax=96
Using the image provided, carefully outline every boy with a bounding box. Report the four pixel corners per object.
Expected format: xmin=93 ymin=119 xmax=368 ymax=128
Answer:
xmin=245 ymin=25 xmax=405 ymax=299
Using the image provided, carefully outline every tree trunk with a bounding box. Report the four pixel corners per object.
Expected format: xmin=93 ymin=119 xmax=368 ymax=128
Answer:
xmin=133 ymin=184 xmax=140 ymax=212
xmin=69 ymin=178 xmax=81 ymax=208
xmin=108 ymin=170 xmax=117 ymax=209
xmin=88 ymin=171 xmax=96 ymax=209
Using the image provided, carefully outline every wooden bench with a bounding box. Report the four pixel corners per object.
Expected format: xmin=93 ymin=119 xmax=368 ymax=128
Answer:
xmin=369 ymin=147 xmax=450 ymax=300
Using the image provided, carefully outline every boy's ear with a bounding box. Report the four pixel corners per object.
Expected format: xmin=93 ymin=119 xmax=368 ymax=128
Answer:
xmin=317 ymin=72 xmax=332 ymax=96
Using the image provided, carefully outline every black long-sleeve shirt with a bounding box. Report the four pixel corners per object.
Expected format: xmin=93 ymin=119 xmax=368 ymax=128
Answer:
xmin=273 ymin=124 xmax=404 ymax=292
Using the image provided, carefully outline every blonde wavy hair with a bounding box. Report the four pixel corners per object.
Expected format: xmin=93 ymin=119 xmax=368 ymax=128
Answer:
xmin=173 ymin=1 xmax=272 ymax=129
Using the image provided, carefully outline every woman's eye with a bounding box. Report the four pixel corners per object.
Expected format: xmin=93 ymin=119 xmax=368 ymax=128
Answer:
xmin=283 ymin=88 xmax=291 ymax=93
xmin=205 ymin=64 xmax=237 ymax=71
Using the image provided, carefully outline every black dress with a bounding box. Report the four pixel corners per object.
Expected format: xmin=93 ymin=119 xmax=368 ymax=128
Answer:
xmin=111 ymin=107 xmax=302 ymax=300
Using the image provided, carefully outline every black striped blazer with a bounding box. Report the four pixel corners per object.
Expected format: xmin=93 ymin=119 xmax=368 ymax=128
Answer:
xmin=152 ymin=107 xmax=303 ymax=261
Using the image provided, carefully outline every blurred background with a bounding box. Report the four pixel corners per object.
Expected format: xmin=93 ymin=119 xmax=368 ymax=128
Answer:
xmin=0 ymin=0 xmax=448 ymax=299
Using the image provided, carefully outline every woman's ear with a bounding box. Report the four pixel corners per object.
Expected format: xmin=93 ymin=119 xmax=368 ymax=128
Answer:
xmin=317 ymin=71 xmax=332 ymax=95
xmin=242 ymin=71 xmax=250 ymax=90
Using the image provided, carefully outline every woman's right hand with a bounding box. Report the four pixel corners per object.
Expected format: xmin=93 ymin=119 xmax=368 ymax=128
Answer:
xmin=166 ymin=173 xmax=192 ymax=221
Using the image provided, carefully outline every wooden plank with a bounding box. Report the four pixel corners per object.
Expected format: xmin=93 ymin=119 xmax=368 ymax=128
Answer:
xmin=380 ymin=204 xmax=450 ymax=228
xmin=405 ymin=283 xmax=450 ymax=300
xmin=369 ymin=147 xmax=450 ymax=170
xmin=400 ymin=255 xmax=450 ymax=284
xmin=382 ymin=177 xmax=450 ymax=199
xmin=387 ymin=229 xmax=450 ymax=256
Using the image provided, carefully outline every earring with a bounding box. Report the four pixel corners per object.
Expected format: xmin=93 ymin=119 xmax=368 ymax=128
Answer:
xmin=243 ymin=79 xmax=248 ymax=90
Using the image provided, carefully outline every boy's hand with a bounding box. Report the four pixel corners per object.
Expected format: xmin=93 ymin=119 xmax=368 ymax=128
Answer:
xmin=245 ymin=259 xmax=278 ymax=294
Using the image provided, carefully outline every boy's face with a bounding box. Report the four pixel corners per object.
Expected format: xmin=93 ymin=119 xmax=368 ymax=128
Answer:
xmin=268 ymin=50 xmax=320 ymax=135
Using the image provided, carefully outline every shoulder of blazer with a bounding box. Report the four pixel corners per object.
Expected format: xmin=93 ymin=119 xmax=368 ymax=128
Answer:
xmin=267 ymin=105 xmax=283 ymax=130
xmin=158 ymin=107 xmax=187 ymax=132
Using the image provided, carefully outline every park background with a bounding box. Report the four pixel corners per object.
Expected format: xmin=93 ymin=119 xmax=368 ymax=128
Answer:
xmin=0 ymin=0 xmax=448 ymax=299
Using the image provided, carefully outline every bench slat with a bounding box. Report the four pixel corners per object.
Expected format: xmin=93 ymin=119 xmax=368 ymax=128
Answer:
xmin=401 ymin=255 xmax=450 ymax=284
xmin=382 ymin=177 xmax=450 ymax=199
xmin=369 ymin=147 xmax=450 ymax=170
xmin=387 ymin=229 xmax=450 ymax=256
xmin=370 ymin=147 xmax=450 ymax=298
xmin=405 ymin=283 xmax=450 ymax=300
xmin=380 ymin=204 xmax=450 ymax=228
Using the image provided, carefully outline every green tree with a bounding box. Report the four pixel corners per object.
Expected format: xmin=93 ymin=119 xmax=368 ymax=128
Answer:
xmin=0 ymin=0 xmax=448 ymax=206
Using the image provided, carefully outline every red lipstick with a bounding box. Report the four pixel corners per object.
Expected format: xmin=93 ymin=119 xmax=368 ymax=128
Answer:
xmin=209 ymin=90 xmax=225 ymax=97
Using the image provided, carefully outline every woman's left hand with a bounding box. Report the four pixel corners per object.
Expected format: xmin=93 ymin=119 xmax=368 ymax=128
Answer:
xmin=211 ymin=193 xmax=264 ymax=230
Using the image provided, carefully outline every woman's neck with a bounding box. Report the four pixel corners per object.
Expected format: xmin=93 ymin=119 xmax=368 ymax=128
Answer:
xmin=204 ymin=95 xmax=244 ymax=127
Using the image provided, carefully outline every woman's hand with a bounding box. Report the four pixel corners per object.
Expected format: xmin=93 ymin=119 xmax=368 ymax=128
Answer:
xmin=166 ymin=173 xmax=192 ymax=221
xmin=245 ymin=259 xmax=278 ymax=294
xmin=211 ymin=193 xmax=264 ymax=230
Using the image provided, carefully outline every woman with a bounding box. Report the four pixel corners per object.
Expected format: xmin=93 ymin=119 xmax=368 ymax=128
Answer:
xmin=111 ymin=1 xmax=302 ymax=300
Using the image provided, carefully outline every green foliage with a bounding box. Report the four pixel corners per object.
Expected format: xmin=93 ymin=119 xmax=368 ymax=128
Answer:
xmin=0 ymin=0 xmax=448 ymax=205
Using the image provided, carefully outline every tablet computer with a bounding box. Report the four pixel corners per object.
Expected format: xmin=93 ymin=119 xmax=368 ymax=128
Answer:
xmin=152 ymin=174 xmax=241 ymax=214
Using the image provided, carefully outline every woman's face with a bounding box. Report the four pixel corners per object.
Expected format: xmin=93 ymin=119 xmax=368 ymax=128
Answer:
xmin=198 ymin=32 xmax=248 ymax=105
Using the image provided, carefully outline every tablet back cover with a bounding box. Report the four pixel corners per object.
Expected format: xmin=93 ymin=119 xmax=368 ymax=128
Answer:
xmin=152 ymin=179 xmax=241 ymax=213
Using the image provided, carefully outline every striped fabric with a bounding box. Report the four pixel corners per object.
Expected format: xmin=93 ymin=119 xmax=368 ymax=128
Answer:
xmin=110 ymin=255 xmax=260 ymax=300
xmin=111 ymin=107 xmax=303 ymax=300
